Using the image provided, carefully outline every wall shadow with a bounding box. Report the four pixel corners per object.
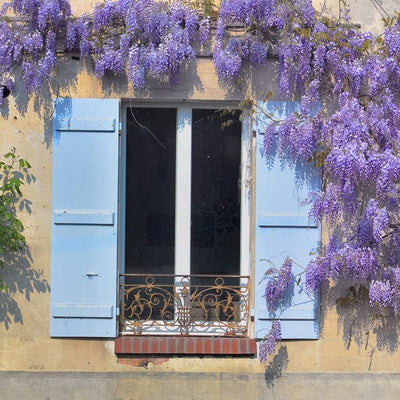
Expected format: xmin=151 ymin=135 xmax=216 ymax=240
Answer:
xmin=0 ymin=246 xmax=50 ymax=329
xmin=264 ymin=346 xmax=289 ymax=388
xmin=0 ymin=163 xmax=49 ymax=329
xmin=43 ymin=53 xmax=86 ymax=147
xmin=122 ymin=59 xmax=204 ymax=101
xmin=219 ymin=59 xmax=280 ymax=102
xmin=0 ymin=52 xmax=86 ymax=148
xmin=320 ymin=280 xmax=400 ymax=369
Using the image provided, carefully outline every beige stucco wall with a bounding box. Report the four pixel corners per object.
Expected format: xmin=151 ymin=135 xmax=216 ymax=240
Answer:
xmin=317 ymin=0 xmax=398 ymax=35
xmin=0 ymin=0 xmax=399 ymax=376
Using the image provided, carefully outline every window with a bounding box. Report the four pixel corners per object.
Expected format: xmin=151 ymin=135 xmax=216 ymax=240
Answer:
xmin=119 ymin=104 xmax=252 ymax=336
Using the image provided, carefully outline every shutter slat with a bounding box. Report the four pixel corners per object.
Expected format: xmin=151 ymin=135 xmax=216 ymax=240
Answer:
xmin=54 ymin=210 xmax=115 ymax=225
xmin=53 ymin=304 xmax=113 ymax=318
xmin=56 ymin=117 xmax=116 ymax=132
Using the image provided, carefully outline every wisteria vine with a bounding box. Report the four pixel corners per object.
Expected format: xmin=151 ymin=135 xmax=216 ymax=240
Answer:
xmin=0 ymin=0 xmax=210 ymax=98
xmin=1 ymin=0 xmax=400 ymax=362
xmin=213 ymin=0 xmax=400 ymax=361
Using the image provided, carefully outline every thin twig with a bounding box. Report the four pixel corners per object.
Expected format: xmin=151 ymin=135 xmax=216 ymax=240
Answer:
xmin=128 ymin=99 xmax=166 ymax=149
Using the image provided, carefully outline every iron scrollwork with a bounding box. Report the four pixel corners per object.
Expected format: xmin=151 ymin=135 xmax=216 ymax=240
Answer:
xmin=119 ymin=274 xmax=250 ymax=336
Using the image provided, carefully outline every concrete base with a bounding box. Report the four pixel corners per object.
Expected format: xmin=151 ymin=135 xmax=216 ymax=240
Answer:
xmin=1 ymin=371 xmax=400 ymax=399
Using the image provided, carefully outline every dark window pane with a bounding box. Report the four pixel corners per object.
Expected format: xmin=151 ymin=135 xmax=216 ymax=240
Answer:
xmin=191 ymin=109 xmax=241 ymax=279
xmin=125 ymin=108 xmax=176 ymax=276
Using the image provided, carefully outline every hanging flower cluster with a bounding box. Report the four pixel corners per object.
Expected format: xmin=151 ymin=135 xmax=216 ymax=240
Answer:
xmin=0 ymin=0 xmax=210 ymax=99
xmin=295 ymin=20 xmax=400 ymax=309
xmin=80 ymin=0 xmax=209 ymax=87
xmin=213 ymin=1 xmax=400 ymax=361
xmin=258 ymin=320 xmax=282 ymax=363
xmin=213 ymin=0 xmax=314 ymax=82
xmin=0 ymin=0 xmax=71 ymax=100
xmin=264 ymin=257 xmax=292 ymax=313
xmin=261 ymin=7 xmax=400 ymax=358
xmin=213 ymin=0 xmax=275 ymax=80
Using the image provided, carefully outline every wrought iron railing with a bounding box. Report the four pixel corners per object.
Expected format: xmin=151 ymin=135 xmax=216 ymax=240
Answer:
xmin=119 ymin=274 xmax=250 ymax=336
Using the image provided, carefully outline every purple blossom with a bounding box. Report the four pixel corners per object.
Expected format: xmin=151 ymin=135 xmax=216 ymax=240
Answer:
xmin=249 ymin=40 xmax=268 ymax=65
xmin=391 ymin=268 xmax=400 ymax=287
xmin=0 ymin=0 xmax=73 ymax=92
xmin=65 ymin=15 xmax=90 ymax=55
xmin=198 ymin=17 xmax=210 ymax=45
xmin=127 ymin=45 xmax=145 ymax=89
xmin=84 ymin=0 xmax=203 ymax=88
xmin=306 ymin=257 xmax=327 ymax=291
xmin=263 ymin=123 xmax=277 ymax=156
xmin=259 ymin=320 xmax=281 ymax=362
xmin=369 ymin=280 xmax=393 ymax=310
xmin=22 ymin=32 xmax=43 ymax=53
xmin=214 ymin=0 xmax=289 ymax=80
xmin=276 ymin=114 xmax=317 ymax=160
xmin=213 ymin=40 xmax=242 ymax=80
xmin=38 ymin=0 xmax=70 ymax=31
xmin=93 ymin=0 xmax=116 ymax=32
xmin=313 ymin=45 xmax=326 ymax=77
xmin=264 ymin=258 xmax=292 ymax=313
xmin=384 ymin=22 xmax=400 ymax=59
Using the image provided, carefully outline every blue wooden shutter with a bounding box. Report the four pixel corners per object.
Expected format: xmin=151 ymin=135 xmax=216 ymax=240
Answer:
xmin=51 ymin=98 xmax=119 ymax=337
xmin=254 ymin=101 xmax=320 ymax=339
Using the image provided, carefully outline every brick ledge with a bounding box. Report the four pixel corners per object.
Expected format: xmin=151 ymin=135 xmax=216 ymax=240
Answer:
xmin=115 ymin=336 xmax=256 ymax=355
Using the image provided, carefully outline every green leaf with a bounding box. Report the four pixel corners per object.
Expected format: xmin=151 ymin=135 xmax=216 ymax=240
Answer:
xmin=360 ymin=39 xmax=371 ymax=52
xmin=263 ymin=91 xmax=274 ymax=103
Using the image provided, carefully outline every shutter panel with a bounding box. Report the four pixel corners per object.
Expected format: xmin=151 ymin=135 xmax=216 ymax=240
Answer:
xmin=254 ymin=101 xmax=320 ymax=339
xmin=51 ymin=98 xmax=119 ymax=337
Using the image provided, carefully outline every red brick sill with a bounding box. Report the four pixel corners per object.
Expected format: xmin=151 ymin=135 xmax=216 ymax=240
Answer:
xmin=115 ymin=336 xmax=256 ymax=356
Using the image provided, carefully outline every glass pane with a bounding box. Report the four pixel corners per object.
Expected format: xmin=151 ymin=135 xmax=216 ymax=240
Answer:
xmin=191 ymin=108 xmax=241 ymax=277
xmin=125 ymin=108 xmax=176 ymax=321
xmin=191 ymin=109 xmax=241 ymax=322
xmin=125 ymin=107 xmax=176 ymax=276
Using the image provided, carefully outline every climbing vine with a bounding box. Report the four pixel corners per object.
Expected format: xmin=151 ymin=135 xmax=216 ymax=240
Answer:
xmin=256 ymin=4 xmax=400 ymax=361
xmin=1 ymin=0 xmax=400 ymax=361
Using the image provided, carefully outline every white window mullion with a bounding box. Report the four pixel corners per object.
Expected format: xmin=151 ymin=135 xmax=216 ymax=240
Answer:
xmin=175 ymin=106 xmax=192 ymax=276
xmin=240 ymin=114 xmax=252 ymax=336
xmin=240 ymin=114 xmax=252 ymax=278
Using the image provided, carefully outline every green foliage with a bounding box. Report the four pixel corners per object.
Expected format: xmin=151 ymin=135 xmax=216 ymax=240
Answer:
xmin=0 ymin=148 xmax=31 ymax=291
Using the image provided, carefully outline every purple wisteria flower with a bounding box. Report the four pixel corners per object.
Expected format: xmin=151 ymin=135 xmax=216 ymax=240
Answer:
xmin=264 ymin=258 xmax=293 ymax=313
xmin=89 ymin=0 xmax=209 ymax=88
xmin=0 ymin=0 xmax=210 ymax=91
xmin=198 ymin=17 xmax=210 ymax=45
xmin=259 ymin=320 xmax=282 ymax=362
xmin=214 ymin=0 xmax=293 ymax=80
xmin=369 ymin=280 xmax=393 ymax=310
xmin=0 ymin=0 xmax=72 ymax=92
